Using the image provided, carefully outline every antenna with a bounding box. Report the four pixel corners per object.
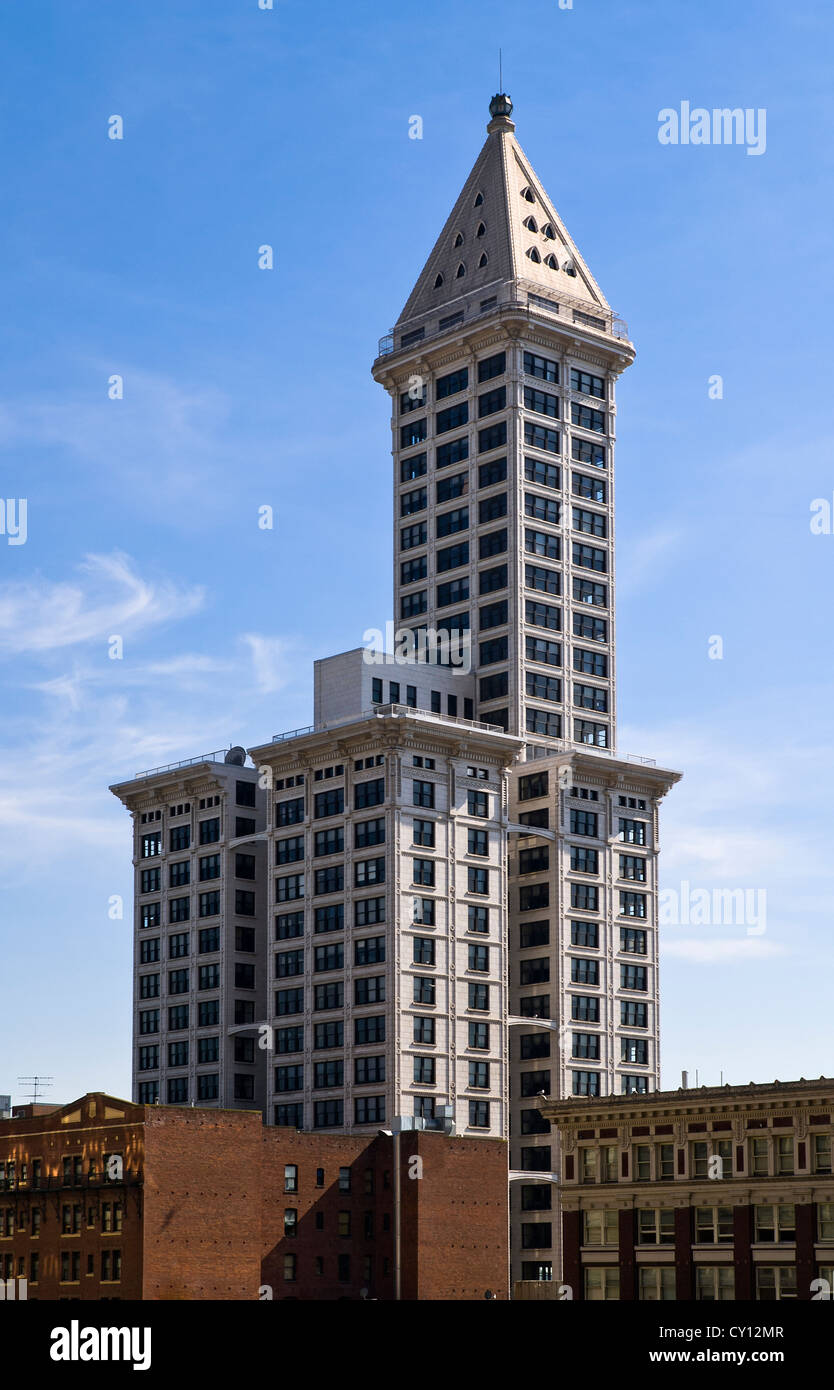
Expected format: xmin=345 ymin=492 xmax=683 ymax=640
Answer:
xmin=499 ymin=48 xmax=503 ymax=92
xmin=17 ymin=1076 xmax=54 ymax=1106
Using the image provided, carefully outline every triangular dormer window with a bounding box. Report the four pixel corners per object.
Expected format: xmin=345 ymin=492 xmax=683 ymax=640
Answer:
xmin=527 ymin=247 xmax=541 ymax=264
xmin=456 ymin=263 xmax=466 ymax=278
xmin=434 ymin=273 xmax=444 ymax=289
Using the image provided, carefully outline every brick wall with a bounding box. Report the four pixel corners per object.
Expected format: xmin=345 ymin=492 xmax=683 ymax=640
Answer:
xmin=141 ymin=1107 xmax=262 ymax=1299
xmin=399 ymin=1132 xmax=508 ymax=1300
xmin=260 ymin=1129 xmax=394 ymax=1301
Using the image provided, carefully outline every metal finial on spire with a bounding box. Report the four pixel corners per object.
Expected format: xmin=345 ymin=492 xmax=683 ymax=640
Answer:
xmin=488 ymin=92 xmax=514 ymax=123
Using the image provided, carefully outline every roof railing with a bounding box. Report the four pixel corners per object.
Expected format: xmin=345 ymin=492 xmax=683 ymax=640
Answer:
xmin=133 ymin=749 xmax=232 ymax=780
xmin=377 ymin=288 xmax=630 ymax=359
xmin=270 ymin=704 xmax=511 ymax=745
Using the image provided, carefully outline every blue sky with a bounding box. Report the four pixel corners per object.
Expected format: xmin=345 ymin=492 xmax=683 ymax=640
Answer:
xmin=1 ymin=0 xmax=832 ymax=1106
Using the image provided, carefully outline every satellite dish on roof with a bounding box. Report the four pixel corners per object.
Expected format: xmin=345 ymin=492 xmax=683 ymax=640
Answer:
xmin=224 ymin=746 xmax=247 ymax=766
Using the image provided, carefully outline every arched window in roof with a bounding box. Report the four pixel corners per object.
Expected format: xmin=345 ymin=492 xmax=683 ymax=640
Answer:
xmin=476 ymin=222 xmax=486 ymax=237
xmin=521 ymin=186 xmax=536 ymax=203
xmin=527 ymin=246 xmax=541 ymax=264
xmin=478 ymin=252 xmax=488 ymax=268
xmin=456 ymin=262 xmax=466 ymax=278
xmin=523 ymin=216 xmax=538 ymax=233
xmin=542 ymin=223 xmax=556 ymax=240
xmin=474 ymin=191 xmax=484 ymax=207
xmin=544 ymin=253 xmax=558 ymax=270
xmin=434 ymin=272 xmax=444 ymax=288
xmin=564 ymin=261 xmax=577 ymax=277
xmin=454 ymin=232 xmax=464 ymax=248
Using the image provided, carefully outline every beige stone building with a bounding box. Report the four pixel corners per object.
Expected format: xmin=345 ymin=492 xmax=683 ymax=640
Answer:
xmin=533 ymin=1078 xmax=834 ymax=1300
xmin=111 ymin=93 xmax=683 ymax=1293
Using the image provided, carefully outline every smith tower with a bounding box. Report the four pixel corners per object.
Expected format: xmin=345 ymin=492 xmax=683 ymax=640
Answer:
xmin=374 ymin=96 xmax=682 ymax=1286
xmin=373 ymin=94 xmax=635 ymax=753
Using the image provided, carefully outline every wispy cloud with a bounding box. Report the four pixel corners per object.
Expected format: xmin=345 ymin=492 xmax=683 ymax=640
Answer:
xmin=242 ymin=633 xmax=294 ymax=695
xmin=0 ymin=551 xmax=203 ymax=655
xmin=616 ymin=525 xmax=683 ymax=599
xmin=0 ymin=366 xmax=237 ymax=516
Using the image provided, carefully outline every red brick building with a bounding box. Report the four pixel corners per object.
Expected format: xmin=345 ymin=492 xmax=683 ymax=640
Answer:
xmin=0 ymin=1094 xmax=508 ymax=1300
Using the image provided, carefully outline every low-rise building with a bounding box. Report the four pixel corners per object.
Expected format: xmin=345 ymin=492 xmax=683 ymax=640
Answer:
xmin=0 ymin=1092 xmax=508 ymax=1301
xmin=535 ymin=1077 xmax=834 ymax=1301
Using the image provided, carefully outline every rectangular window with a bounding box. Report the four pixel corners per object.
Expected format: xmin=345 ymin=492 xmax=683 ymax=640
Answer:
xmin=436 ymin=437 xmax=469 ymax=469
xmin=570 ymin=368 xmax=605 ymax=398
xmin=355 ymin=897 xmax=385 ymax=927
xmin=355 ymin=1015 xmax=386 ymax=1044
xmin=572 ymin=437 xmax=606 ymax=468
xmin=524 ymin=386 xmax=559 ymax=419
xmin=524 ymin=351 xmax=558 ymax=383
xmin=354 ymin=975 xmax=385 ymax=1005
xmin=400 ymin=453 xmax=428 ymax=483
xmin=571 ymin=402 xmax=605 ymax=432
xmin=573 ymin=541 xmax=607 ymax=574
xmin=477 ymin=352 xmax=506 ymax=382
xmin=478 ymin=422 xmax=507 ymax=453
xmin=401 ymin=521 xmax=427 ymax=550
xmin=468 ymin=904 xmax=489 ymax=934
xmin=355 ymin=778 xmax=385 ymax=810
xmin=400 ymin=418 xmax=427 ymax=448
xmin=414 ymin=1016 xmax=436 ymax=1044
xmin=525 ymin=527 xmax=560 ymax=562
xmin=314 ymin=1100 xmax=345 ymax=1129
xmin=436 ymin=366 xmax=468 ymax=398
xmin=478 ymin=457 xmax=507 ymax=490
xmin=524 ymin=422 xmax=559 ymax=454
xmin=573 ymin=582 xmax=608 ymax=617
xmin=354 ymin=817 xmax=385 ymax=849
xmin=275 ymin=987 xmax=304 ymax=1016
xmin=524 ymin=492 xmax=560 ymax=526
xmin=198 ymin=818 xmax=220 ymax=845
xmin=275 ymin=797 xmax=305 ymax=827
xmin=573 ymin=505 xmax=607 ymax=538
xmin=478 ymin=386 xmax=506 ymax=418
xmin=436 ymin=402 xmax=469 ymax=434
xmin=314 ymin=981 xmax=344 ymax=1010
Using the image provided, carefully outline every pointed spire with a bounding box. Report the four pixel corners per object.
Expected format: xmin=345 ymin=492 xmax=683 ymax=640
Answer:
xmin=394 ymin=95 xmax=611 ymax=328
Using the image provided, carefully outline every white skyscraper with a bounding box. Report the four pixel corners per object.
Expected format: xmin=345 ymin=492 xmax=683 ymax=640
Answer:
xmin=371 ymin=94 xmax=682 ymax=1283
xmin=112 ymin=94 xmax=681 ymax=1293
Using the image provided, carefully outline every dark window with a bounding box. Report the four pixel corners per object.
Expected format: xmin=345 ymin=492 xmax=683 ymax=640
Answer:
xmin=478 ymin=422 xmax=507 ymax=453
xmin=477 ymin=352 xmax=506 ymax=382
xmin=436 ymin=367 xmax=469 ymax=398
xmin=524 ymin=422 xmax=559 ymax=454
xmin=524 ymin=351 xmax=558 ymax=382
xmin=436 ymin=437 xmax=469 ymax=469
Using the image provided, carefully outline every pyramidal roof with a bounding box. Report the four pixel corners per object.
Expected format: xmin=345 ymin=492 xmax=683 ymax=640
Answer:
xmin=396 ymin=95 xmax=610 ymax=328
